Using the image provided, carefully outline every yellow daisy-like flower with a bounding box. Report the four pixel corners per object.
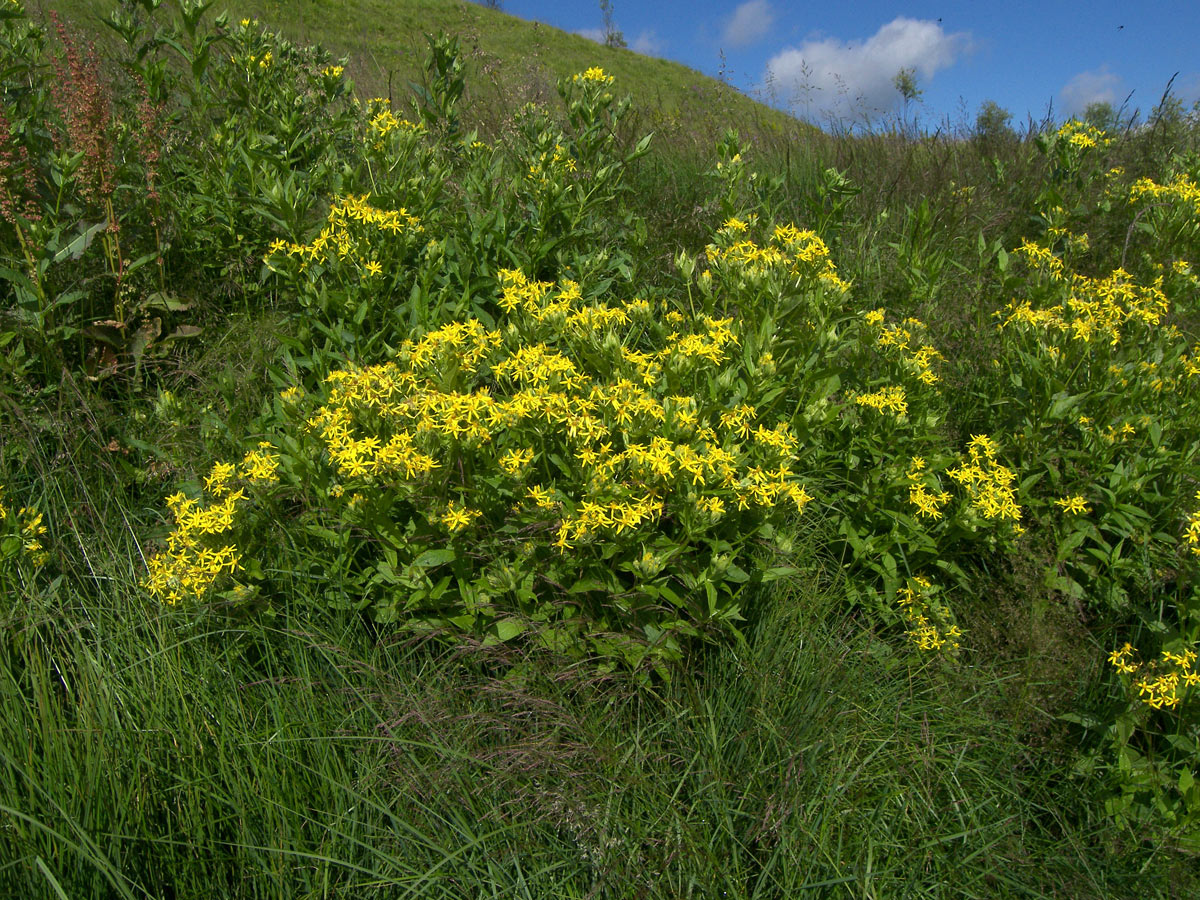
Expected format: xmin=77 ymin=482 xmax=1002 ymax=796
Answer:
xmin=440 ymin=502 xmax=480 ymax=533
xmin=1054 ymin=495 xmax=1090 ymax=515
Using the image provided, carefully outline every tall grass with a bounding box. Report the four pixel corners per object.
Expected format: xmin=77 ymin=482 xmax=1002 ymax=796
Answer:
xmin=0 ymin=427 xmax=1190 ymax=896
xmin=0 ymin=566 xmax=1189 ymax=895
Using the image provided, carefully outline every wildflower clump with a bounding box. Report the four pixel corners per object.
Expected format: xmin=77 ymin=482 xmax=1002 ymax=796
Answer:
xmin=149 ymin=271 xmax=811 ymax=665
xmin=267 ymin=194 xmax=422 ymax=273
xmin=705 ymin=219 xmax=849 ymax=293
xmin=1002 ymin=245 xmax=1169 ymax=348
xmin=947 ymin=435 xmax=1023 ymax=528
xmin=1184 ymin=493 xmax=1200 ymax=557
xmin=1110 ymin=643 xmax=1200 ymax=711
xmin=143 ymin=450 xmax=280 ymax=605
xmin=365 ymin=98 xmax=423 ymax=143
xmin=1055 ymin=119 xmax=1111 ymax=152
xmin=0 ymin=485 xmax=49 ymax=568
xmin=906 ymin=457 xmax=951 ymax=521
xmin=852 ymin=385 xmax=908 ymax=417
xmin=897 ymin=575 xmax=962 ymax=653
xmin=1054 ymin=495 xmax=1091 ymax=516
xmin=573 ymin=66 xmax=614 ymax=87
xmin=1129 ymin=173 xmax=1200 ymax=216
xmin=865 ymin=310 xmax=944 ymax=386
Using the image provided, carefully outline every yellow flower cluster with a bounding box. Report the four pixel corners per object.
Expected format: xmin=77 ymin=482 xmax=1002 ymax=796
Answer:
xmin=1184 ymin=491 xmax=1200 ymax=557
xmin=853 ymin=385 xmax=907 ymax=417
xmin=498 ymin=448 xmax=534 ymax=476
xmin=573 ymin=67 xmax=614 ymax=86
xmin=1108 ymin=642 xmax=1139 ymax=675
xmin=553 ymin=494 xmax=665 ymax=550
xmin=527 ymin=143 xmax=577 ymax=184
xmin=266 ymin=194 xmax=422 ymax=273
xmin=233 ymin=50 xmax=272 ymax=70
xmin=241 ymin=442 xmax=281 ymax=483
xmin=144 ymin=486 xmax=244 ymax=604
xmin=440 ymin=502 xmax=482 ymax=533
xmin=947 ymin=434 xmax=1022 ymax=525
xmin=282 ymin=271 xmax=811 ymax=557
xmin=0 ymin=486 xmax=50 ymax=567
xmin=1003 ymin=244 xmax=1169 ymax=347
xmin=868 ymin=311 xmax=944 ymax=386
xmin=1098 ymin=420 xmax=1139 ymax=443
xmin=1110 ymin=643 xmax=1200 ymax=710
xmin=906 ymin=457 xmax=951 ymax=521
xmin=144 ymin=448 xmax=282 ymax=603
xmin=368 ymin=108 xmax=422 ymax=140
xmin=1129 ymin=173 xmax=1200 ymax=215
xmin=898 ymin=575 xmax=962 ymax=652
xmin=498 ymin=269 xmax=739 ymax=370
xmin=706 ymin=223 xmax=849 ymax=292
xmin=1055 ymin=119 xmax=1111 ymax=151
xmin=1011 ymin=239 xmax=1066 ymax=279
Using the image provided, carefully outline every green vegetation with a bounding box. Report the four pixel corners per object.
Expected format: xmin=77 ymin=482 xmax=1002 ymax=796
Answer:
xmin=4 ymin=0 xmax=1200 ymax=895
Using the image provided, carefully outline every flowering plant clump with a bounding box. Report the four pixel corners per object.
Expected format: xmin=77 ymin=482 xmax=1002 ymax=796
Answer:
xmin=946 ymin=434 xmax=1023 ymax=531
xmin=142 ymin=444 xmax=280 ymax=605
xmin=0 ymin=485 xmax=49 ymax=571
xmin=267 ymin=193 xmax=424 ymax=278
xmin=1054 ymin=119 xmax=1112 ymax=152
xmin=1037 ymin=119 xmax=1112 ymax=188
xmin=703 ymin=218 xmax=850 ymax=295
xmin=864 ymin=310 xmax=944 ymax=386
xmin=1123 ymin=163 xmax=1200 ymax=277
xmin=897 ymin=575 xmax=961 ymax=653
xmin=146 ymin=270 xmax=810 ymax=666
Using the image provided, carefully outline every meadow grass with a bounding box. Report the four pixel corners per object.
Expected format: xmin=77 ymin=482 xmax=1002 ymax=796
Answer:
xmin=3 ymin=451 xmax=1183 ymax=897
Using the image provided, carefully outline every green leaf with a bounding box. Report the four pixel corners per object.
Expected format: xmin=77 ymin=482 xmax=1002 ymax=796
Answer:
xmin=161 ymin=325 xmax=202 ymax=343
xmin=723 ymin=563 xmax=750 ymax=583
xmin=414 ymin=548 xmax=456 ymax=568
xmin=53 ymin=221 xmax=108 ymax=264
xmin=494 ymin=618 xmax=525 ymax=642
xmin=141 ymin=291 xmax=193 ymax=313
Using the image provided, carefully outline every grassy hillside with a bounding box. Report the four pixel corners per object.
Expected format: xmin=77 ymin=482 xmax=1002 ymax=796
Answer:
xmin=41 ymin=0 xmax=811 ymax=149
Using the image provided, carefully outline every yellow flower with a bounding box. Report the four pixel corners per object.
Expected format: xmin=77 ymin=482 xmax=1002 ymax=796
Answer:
xmin=440 ymin=502 xmax=480 ymax=533
xmin=1054 ymin=495 xmax=1090 ymax=515
xmin=204 ymin=462 xmax=237 ymax=496
xmin=573 ymin=67 xmax=614 ymax=86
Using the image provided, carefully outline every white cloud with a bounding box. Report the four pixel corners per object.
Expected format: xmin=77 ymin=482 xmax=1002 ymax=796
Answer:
xmin=576 ymin=27 xmax=605 ymax=43
xmin=723 ymin=1 xmax=774 ymax=49
xmin=631 ymin=30 xmax=665 ymax=56
xmin=765 ymin=17 xmax=970 ymax=120
xmin=1059 ymin=66 xmax=1122 ymax=116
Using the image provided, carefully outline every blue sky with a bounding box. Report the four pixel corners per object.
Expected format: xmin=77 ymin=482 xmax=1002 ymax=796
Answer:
xmin=496 ymin=1 xmax=1200 ymax=129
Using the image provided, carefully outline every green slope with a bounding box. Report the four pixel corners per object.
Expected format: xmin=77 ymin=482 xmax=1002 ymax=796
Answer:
xmin=44 ymin=0 xmax=813 ymax=149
